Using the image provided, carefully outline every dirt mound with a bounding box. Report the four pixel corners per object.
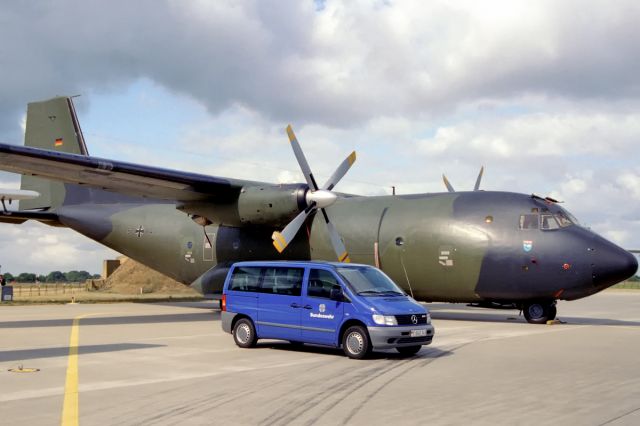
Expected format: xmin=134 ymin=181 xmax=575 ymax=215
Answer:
xmin=104 ymin=259 xmax=199 ymax=295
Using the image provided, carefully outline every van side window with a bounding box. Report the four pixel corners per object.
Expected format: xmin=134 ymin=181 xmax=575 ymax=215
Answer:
xmin=307 ymin=269 xmax=339 ymax=299
xmin=260 ymin=267 xmax=303 ymax=296
xmin=229 ymin=267 xmax=261 ymax=292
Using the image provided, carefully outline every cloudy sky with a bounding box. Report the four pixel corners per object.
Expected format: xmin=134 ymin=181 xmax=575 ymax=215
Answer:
xmin=1 ymin=0 xmax=639 ymax=275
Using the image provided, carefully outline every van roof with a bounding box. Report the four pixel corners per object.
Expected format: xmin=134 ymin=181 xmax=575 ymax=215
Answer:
xmin=230 ymin=260 xmax=372 ymax=269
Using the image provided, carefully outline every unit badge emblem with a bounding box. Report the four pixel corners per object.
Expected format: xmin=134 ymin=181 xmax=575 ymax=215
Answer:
xmin=523 ymin=240 xmax=533 ymax=252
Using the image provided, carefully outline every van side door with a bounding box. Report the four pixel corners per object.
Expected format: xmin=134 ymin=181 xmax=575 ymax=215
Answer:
xmin=256 ymin=266 xmax=305 ymax=341
xmin=300 ymin=268 xmax=345 ymax=346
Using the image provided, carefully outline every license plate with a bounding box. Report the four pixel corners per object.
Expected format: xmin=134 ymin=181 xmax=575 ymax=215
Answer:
xmin=410 ymin=329 xmax=427 ymax=337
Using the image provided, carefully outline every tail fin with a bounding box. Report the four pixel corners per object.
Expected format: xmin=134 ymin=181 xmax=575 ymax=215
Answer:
xmin=20 ymin=96 xmax=89 ymax=210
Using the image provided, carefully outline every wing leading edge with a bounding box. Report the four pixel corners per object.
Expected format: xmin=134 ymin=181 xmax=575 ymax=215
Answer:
xmin=0 ymin=143 xmax=246 ymax=202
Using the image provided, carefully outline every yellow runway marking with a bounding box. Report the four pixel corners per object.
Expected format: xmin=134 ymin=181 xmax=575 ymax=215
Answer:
xmin=60 ymin=314 xmax=103 ymax=426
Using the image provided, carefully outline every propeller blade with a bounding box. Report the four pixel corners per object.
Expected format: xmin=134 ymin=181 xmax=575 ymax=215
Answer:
xmin=321 ymin=208 xmax=351 ymax=263
xmin=272 ymin=208 xmax=313 ymax=253
xmin=286 ymin=125 xmax=318 ymax=190
xmin=442 ymin=174 xmax=455 ymax=192
xmin=322 ymin=151 xmax=356 ymax=191
xmin=474 ymin=166 xmax=484 ymax=191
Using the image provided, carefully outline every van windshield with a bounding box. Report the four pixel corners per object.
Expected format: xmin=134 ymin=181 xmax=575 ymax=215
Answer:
xmin=337 ymin=266 xmax=405 ymax=296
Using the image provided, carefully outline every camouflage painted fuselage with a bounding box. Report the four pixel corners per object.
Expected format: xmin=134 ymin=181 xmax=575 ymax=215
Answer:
xmin=55 ymin=184 xmax=635 ymax=303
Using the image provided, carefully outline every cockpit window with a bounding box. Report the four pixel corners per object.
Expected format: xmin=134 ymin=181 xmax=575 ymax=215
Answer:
xmin=540 ymin=214 xmax=560 ymax=230
xmin=555 ymin=211 xmax=574 ymax=227
xmin=519 ymin=214 xmax=539 ymax=230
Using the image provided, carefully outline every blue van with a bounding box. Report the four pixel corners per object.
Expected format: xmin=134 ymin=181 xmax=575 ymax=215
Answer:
xmin=221 ymin=261 xmax=435 ymax=359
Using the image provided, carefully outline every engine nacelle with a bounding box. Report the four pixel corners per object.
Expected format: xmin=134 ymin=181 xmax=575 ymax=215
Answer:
xmin=177 ymin=184 xmax=307 ymax=227
xmin=237 ymin=184 xmax=307 ymax=226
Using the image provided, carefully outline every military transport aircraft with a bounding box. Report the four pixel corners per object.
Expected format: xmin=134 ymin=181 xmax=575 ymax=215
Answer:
xmin=0 ymin=97 xmax=637 ymax=324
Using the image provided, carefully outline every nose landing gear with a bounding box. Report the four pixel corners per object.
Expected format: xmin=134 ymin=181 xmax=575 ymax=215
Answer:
xmin=522 ymin=300 xmax=557 ymax=324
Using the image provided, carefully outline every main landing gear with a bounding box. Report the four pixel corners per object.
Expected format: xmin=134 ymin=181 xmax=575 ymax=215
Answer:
xmin=522 ymin=300 xmax=557 ymax=324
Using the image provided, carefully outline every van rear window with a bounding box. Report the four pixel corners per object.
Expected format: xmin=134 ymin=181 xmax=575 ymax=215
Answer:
xmin=229 ymin=267 xmax=261 ymax=292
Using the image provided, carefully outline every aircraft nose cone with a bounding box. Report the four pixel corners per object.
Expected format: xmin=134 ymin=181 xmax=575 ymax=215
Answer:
xmin=592 ymin=238 xmax=638 ymax=288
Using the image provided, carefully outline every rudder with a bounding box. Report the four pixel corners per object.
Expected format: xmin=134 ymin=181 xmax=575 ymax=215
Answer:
xmin=20 ymin=96 xmax=89 ymax=210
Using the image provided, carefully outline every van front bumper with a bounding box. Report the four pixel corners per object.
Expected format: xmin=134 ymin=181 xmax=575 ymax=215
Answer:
xmin=367 ymin=324 xmax=435 ymax=349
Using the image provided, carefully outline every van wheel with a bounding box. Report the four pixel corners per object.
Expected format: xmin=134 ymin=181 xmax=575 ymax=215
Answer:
xmin=396 ymin=345 xmax=421 ymax=356
xmin=342 ymin=325 xmax=371 ymax=359
xmin=233 ymin=318 xmax=257 ymax=348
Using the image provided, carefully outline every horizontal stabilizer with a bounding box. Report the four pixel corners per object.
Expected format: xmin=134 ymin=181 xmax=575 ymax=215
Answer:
xmin=0 ymin=189 xmax=39 ymax=201
xmin=0 ymin=210 xmax=63 ymax=227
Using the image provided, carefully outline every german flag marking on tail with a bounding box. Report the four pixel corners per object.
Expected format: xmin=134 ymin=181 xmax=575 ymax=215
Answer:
xmin=54 ymin=138 xmax=63 ymax=147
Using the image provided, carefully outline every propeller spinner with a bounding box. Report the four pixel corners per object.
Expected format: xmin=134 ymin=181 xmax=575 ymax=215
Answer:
xmin=271 ymin=125 xmax=355 ymax=263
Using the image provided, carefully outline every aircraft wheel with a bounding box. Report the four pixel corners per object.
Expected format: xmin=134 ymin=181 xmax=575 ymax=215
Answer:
xmin=233 ymin=318 xmax=257 ymax=348
xmin=396 ymin=345 xmax=421 ymax=356
xmin=342 ymin=325 xmax=371 ymax=359
xmin=523 ymin=301 xmax=554 ymax=324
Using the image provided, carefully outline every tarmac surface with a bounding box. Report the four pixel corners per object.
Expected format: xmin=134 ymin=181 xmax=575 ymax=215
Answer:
xmin=1 ymin=291 xmax=639 ymax=426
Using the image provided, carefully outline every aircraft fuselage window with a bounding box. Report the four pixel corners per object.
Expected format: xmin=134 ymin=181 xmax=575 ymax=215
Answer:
xmin=519 ymin=214 xmax=539 ymax=230
xmin=540 ymin=214 xmax=560 ymax=230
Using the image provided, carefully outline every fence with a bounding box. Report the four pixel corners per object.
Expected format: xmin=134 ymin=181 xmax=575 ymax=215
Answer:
xmin=9 ymin=282 xmax=88 ymax=297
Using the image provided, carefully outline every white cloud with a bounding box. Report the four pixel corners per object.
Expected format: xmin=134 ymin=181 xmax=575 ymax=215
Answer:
xmin=2 ymin=0 xmax=640 ymax=272
xmin=617 ymin=172 xmax=640 ymax=200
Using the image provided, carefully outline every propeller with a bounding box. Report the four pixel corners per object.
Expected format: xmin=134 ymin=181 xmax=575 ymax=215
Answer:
xmin=271 ymin=125 xmax=355 ymax=262
xmin=442 ymin=166 xmax=484 ymax=192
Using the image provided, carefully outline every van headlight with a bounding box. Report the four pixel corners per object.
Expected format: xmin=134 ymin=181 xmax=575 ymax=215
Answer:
xmin=426 ymin=313 xmax=431 ymax=325
xmin=372 ymin=314 xmax=397 ymax=326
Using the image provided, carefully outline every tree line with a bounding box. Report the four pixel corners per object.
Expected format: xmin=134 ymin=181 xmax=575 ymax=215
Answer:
xmin=2 ymin=270 xmax=101 ymax=283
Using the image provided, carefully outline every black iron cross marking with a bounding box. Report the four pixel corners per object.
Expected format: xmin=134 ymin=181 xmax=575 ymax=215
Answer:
xmin=135 ymin=226 xmax=144 ymax=237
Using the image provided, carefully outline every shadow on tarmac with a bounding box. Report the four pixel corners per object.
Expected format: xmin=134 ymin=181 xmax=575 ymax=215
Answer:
xmin=0 ymin=343 xmax=165 ymax=362
xmin=0 ymin=312 xmax=219 ymax=329
xmin=256 ymin=341 xmax=454 ymax=360
xmin=429 ymin=307 xmax=640 ymax=327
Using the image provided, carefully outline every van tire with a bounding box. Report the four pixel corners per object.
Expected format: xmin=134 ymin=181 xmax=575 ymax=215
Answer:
xmin=233 ymin=318 xmax=257 ymax=348
xmin=396 ymin=345 xmax=421 ymax=356
xmin=342 ymin=325 xmax=371 ymax=359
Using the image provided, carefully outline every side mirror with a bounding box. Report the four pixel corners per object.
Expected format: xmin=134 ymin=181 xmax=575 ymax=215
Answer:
xmin=330 ymin=285 xmax=343 ymax=301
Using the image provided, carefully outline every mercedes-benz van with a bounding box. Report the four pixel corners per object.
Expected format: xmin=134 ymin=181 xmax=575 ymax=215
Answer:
xmin=221 ymin=261 xmax=435 ymax=359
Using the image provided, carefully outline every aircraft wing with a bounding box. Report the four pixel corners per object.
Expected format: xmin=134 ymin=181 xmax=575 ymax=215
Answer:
xmin=0 ymin=143 xmax=245 ymax=202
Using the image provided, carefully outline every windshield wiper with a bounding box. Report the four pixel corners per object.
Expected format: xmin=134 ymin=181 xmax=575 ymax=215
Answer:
xmin=378 ymin=291 xmax=404 ymax=296
xmin=357 ymin=290 xmax=384 ymax=295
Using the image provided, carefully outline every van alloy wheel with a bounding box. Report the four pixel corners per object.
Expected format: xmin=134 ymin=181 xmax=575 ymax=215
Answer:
xmin=342 ymin=325 xmax=371 ymax=359
xmin=233 ymin=318 xmax=257 ymax=348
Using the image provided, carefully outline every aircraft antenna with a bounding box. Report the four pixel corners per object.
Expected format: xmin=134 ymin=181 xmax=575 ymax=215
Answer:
xmin=400 ymin=254 xmax=414 ymax=298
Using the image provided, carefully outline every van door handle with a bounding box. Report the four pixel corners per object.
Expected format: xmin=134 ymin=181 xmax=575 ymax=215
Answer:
xmin=302 ymin=305 xmax=312 ymax=310
xmin=290 ymin=303 xmax=301 ymax=308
